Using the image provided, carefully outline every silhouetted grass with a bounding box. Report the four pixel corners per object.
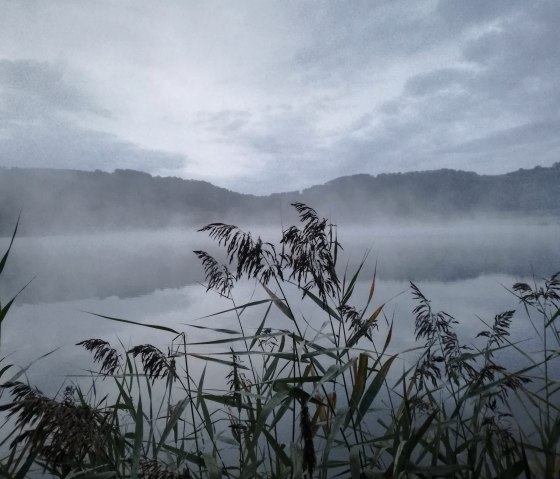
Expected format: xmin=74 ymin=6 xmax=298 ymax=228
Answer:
xmin=0 ymin=205 xmax=559 ymax=478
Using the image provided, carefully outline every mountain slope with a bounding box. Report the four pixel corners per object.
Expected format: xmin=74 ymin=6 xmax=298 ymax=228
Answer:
xmin=1 ymin=163 xmax=559 ymax=235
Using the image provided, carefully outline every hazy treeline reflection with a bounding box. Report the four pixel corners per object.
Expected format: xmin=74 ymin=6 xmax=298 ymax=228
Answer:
xmin=1 ymin=220 xmax=558 ymax=304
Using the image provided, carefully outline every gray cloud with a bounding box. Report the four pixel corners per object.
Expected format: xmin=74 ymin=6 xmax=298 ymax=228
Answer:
xmin=0 ymin=59 xmax=186 ymax=174
xmin=437 ymin=119 xmax=560 ymax=156
xmin=435 ymin=0 xmax=525 ymax=30
xmin=0 ymin=59 xmax=103 ymax=121
xmin=194 ymin=109 xmax=252 ymax=135
xmin=286 ymin=1 xmax=524 ymax=89
xmin=0 ymin=120 xmax=185 ymax=172
xmin=298 ymin=0 xmax=560 ymax=181
xmin=206 ymin=0 xmax=559 ymax=191
xmin=288 ymin=3 xmax=438 ymax=88
xmin=405 ymin=68 xmax=474 ymax=97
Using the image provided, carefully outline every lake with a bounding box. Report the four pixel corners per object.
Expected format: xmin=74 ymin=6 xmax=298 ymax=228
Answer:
xmin=2 ymin=218 xmax=560 ymax=479
xmin=2 ymin=219 xmax=559 ymax=396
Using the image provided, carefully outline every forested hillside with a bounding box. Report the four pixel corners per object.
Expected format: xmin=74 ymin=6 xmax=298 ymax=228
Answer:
xmin=1 ymin=163 xmax=559 ymax=235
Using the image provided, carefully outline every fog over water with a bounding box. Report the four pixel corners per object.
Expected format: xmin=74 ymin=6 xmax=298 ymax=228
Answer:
xmin=1 ymin=219 xmax=558 ymax=395
xmin=2 ymin=219 xmax=559 ymax=304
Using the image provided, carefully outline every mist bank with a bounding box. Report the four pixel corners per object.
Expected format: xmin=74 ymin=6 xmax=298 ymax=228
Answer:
xmin=1 ymin=164 xmax=559 ymax=236
xmin=1 ymin=221 xmax=558 ymax=304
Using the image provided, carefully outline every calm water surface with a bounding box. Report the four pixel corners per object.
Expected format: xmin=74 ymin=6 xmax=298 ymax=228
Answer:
xmin=1 ymin=220 xmax=559 ymax=395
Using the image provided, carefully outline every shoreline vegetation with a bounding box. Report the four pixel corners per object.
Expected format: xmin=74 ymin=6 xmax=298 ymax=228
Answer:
xmin=1 ymin=204 xmax=559 ymax=478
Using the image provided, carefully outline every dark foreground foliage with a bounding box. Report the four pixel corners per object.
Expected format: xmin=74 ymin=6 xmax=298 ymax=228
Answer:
xmin=0 ymin=205 xmax=559 ymax=478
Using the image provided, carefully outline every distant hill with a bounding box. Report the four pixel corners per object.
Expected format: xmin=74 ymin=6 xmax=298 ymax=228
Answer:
xmin=1 ymin=164 xmax=559 ymax=235
xmin=292 ymin=164 xmax=560 ymax=222
xmin=0 ymin=168 xmax=261 ymax=235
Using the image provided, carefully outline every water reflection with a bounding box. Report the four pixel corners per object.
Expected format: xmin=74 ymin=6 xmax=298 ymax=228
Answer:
xmin=1 ymin=221 xmax=559 ymax=305
xmin=1 ymin=221 xmax=558 ymax=396
xmin=4 ymin=274 xmax=538 ymax=397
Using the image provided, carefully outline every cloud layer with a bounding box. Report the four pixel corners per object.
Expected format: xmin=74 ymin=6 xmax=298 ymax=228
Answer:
xmin=0 ymin=1 xmax=558 ymax=193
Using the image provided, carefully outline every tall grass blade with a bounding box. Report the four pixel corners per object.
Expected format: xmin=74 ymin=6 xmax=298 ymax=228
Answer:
xmin=187 ymin=331 xmax=283 ymax=346
xmin=365 ymin=263 xmax=377 ymax=310
xmin=302 ymin=288 xmax=341 ymax=321
xmin=85 ymin=311 xmax=180 ymax=335
xmin=131 ymin=396 xmax=144 ymax=479
xmin=7 ymin=347 xmax=60 ymax=383
xmin=341 ymin=261 xmax=365 ymax=306
xmin=160 ymin=445 xmax=205 ymax=467
xmin=251 ymin=389 xmax=290 ymax=446
xmin=354 ymin=354 xmax=397 ymax=425
xmin=321 ymin=407 xmax=350 ymax=476
xmin=350 ymin=353 xmax=368 ymax=408
xmin=0 ymin=276 xmax=35 ymax=327
xmin=249 ymin=302 xmax=273 ymax=350
xmin=314 ymin=360 xmax=356 ymax=394
xmin=196 ymin=298 xmax=274 ymax=320
xmin=349 ymin=445 xmax=361 ymax=479
xmin=199 ymin=395 xmax=215 ymax=441
xmin=183 ymin=323 xmax=241 ymax=334
xmin=66 ymin=467 xmax=117 ymax=479
xmin=188 ymin=352 xmax=251 ymax=369
xmin=546 ymin=307 xmax=560 ymax=327
xmin=0 ymin=215 xmax=19 ymax=276
xmin=203 ymin=454 xmax=221 ymax=479
xmin=262 ymin=428 xmax=291 ymax=467
xmin=262 ymin=284 xmax=294 ymax=321
xmin=13 ymin=451 xmax=36 ymax=479
xmin=155 ymin=397 xmax=190 ymax=455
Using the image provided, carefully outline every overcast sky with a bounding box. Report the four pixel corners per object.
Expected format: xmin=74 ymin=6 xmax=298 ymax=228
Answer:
xmin=0 ymin=1 xmax=558 ymax=194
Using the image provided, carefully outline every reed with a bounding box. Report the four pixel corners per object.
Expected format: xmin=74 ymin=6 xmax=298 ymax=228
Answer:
xmin=0 ymin=205 xmax=559 ymax=478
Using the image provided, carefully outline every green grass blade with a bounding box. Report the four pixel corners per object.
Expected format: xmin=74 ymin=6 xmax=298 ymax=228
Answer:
xmin=155 ymin=397 xmax=190 ymax=455
xmin=355 ymin=355 xmax=397 ymax=425
xmin=66 ymin=467 xmax=117 ymax=479
xmin=187 ymin=331 xmax=283 ymax=346
xmin=350 ymin=353 xmax=368 ymax=408
xmin=199 ymin=395 xmax=215 ymax=441
xmin=262 ymin=428 xmax=291 ymax=466
xmin=203 ymin=454 xmax=221 ymax=479
xmin=250 ymin=302 xmax=273 ymax=349
xmin=0 ymin=214 xmax=19 ymax=276
xmin=321 ymin=407 xmax=350 ymax=475
xmin=314 ymin=360 xmax=356 ymax=394
xmin=302 ymin=288 xmax=341 ymax=321
xmin=188 ymin=352 xmax=251 ymax=369
xmin=130 ymin=396 xmax=144 ymax=479
xmin=0 ymin=362 xmax=13 ymax=378
xmin=195 ymin=299 xmax=273 ymax=319
xmin=201 ymin=393 xmax=251 ymax=410
xmin=160 ymin=444 xmax=205 ymax=467
xmin=251 ymin=389 xmax=290 ymax=446
xmin=342 ymin=261 xmax=365 ymax=306
xmin=7 ymin=347 xmax=60 ymax=383
xmin=13 ymin=450 xmax=37 ymax=479
xmin=262 ymin=284 xmax=295 ymax=321
xmin=183 ymin=323 xmax=240 ymax=334
xmin=349 ymin=445 xmax=361 ymax=479
xmin=0 ymin=276 xmax=35 ymax=327
xmin=84 ymin=311 xmax=180 ymax=335
xmin=361 ymin=261 xmax=378 ymax=316
xmin=546 ymin=307 xmax=560 ymax=327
